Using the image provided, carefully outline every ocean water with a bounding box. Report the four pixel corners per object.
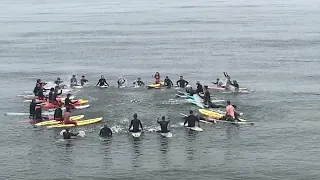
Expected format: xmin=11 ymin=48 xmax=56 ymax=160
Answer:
xmin=1 ymin=0 xmax=320 ymax=179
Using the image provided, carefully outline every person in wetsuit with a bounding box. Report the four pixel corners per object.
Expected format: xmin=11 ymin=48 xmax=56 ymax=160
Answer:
xmin=231 ymin=80 xmax=239 ymax=91
xmin=128 ymin=113 xmax=143 ymax=132
xmin=164 ymin=76 xmax=173 ymax=88
xmin=80 ymin=75 xmax=88 ymax=86
xmin=48 ymin=88 xmax=55 ymax=103
xmin=203 ymin=86 xmax=225 ymax=108
xmin=133 ymin=78 xmax=145 ymax=87
xmin=184 ymin=110 xmax=200 ymax=127
xmin=96 ymin=75 xmax=109 ymax=87
xmin=185 ymin=85 xmax=195 ymax=96
xmin=34 ymin=105 xmax=43 ymax=122
xmin=54 ymin=77 xmax=63 ymax=86
xmin=195 ymin=81 xmax=204 ymax=95
xmin=117 ymin=77 xmax=126 ymax=88
xmin=51 ymin=86 xmax=62 ymax=104
xmin=54 ymin=103 xmax=63 ymax=121
xmin=99 ymin=124 xmax=113 ymax=137
xmin=176 ymin=76 xmax=189 ymax=88
xmin=70 ymin=75 xmax=77 ymax=86
xmin=64 ymin=93 xmax=76 ymax=109
xmin=37 ymin=85 xmax=47 ymax=100
xmin=29 ymin=99 xmax=38 ymax=118
xmin=33 ymin=83 xmax=41 ymax=96
xmin=62 ymin=128 xmax=79 ymax=139
xmin=157 ymin=116 xmax=170 ymax=133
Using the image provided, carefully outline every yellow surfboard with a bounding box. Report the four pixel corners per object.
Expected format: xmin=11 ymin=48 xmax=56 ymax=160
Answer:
xmin=47 ymin=117 xmax=103 ymax=128
xmin=35 ymin=115 xmax=85 ymax=126
xmin=147 ymin=82 xmax=165 ymax=88
xmin=198 ymin=109 xmax=223 ymax=119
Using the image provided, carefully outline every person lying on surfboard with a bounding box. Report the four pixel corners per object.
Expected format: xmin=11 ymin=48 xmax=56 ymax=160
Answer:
xmin=62 ymin=128 xmax=79 ymax=139
xmin=133 ymin=78 xmax=145 ymax=87
xmin=184 ymin=110 xmax=200 ymax=127
xmin=96 ymin=75 xmax=109 ymax=87
xmin=176 ymin=76 xmax=189 ymax=88
xmin=80 ymin=75 xmax=88 ymax=86
xmin=152 ymin=72 xmax=161 ymax=84
xmin=100 ymin=124 xmax=113 ymax=137
xmin=164 ymin=76 xmax=173 ymax=88
xmin=128 ymin=113 xmax=143 ymax=133
xmin=157 ymin=116 xmax=170 ymax=133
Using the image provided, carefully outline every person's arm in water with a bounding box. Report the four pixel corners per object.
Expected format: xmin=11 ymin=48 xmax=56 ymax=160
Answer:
xmin=107 ymin=128 xmax=113 ymax=136
xmin=139 ymin=120 xmax=143 ymax=130
xmin=96 ymin=80 xmax=100 ymax=86
xmin=70 ymin=132 xmax=79 ymax=136
xmin=104 ymin=79 xmax=109 ymax=86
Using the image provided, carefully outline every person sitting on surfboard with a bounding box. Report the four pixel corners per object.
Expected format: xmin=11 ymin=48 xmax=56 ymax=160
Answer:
xmin=29 ymin=99 xmax=41 ymax=118
xmin=176 ymin=76 xmax=189 ymax=88
xmin=195 ymin=81 xmax=204 ymax=95
xmin=54 ymin=103 xmax=63 ymax=121
xmin=128 ymin=113 xmax=143 ymax=133
xmin=99 ymin=124 xmax=113 ymax=137
xmin=153 ymin=72 xmax=161 ymax=84
xmin=51 ymin=86 xmax=62 ymax=104
xmin=62 ymin=128 xmax=79 ymax=139
xmin=212 ymin=78 xmax=223 ymax=87
xmin=33 ymin=105 xmax=44 ymax=123
xmin=164 ymin=76 xmax=173 ymax=88
xmin=185 ymin=85 xmax=195 ymax=96
xmin=117 ymin=77 xmax=126 ymax=88
xmin=64 ymin=93 xmax=77 ymax=109
xmin=63 ymin=108 xmax=77 ymax=126
xmin=184 ymin=110 xmax=200 ymax=127
xmin=220 ymin=101 xmax=238 ymax=121
xmin=231 ymin=80 xmax=239 ymax=91
xmin=133 ymin=78 xmax=145 ymax=87
xmin=157 ymin=116 xmax=170 ymax=133
xmin=70 ymin=75 xmax=77 ymax=86
xmin=203 ymin=86 xmax=225 ymax=108
xmin=96 ymin=75 xmax=109 ymax=87
xmin=80 ymin=75 xmax=88 ymax=86
xmin=37 ymin=85 xmax=47 ymax=100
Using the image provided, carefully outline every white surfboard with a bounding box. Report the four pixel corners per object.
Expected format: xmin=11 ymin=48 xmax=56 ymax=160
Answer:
xmin=160 ymin=132 xmax=172 ymax=138
xmin=99 ymin=85 xmax=108 ymax=88
xmin=132 ymin=132 xmax=141 ymax=137
xmin=179 ymin=122 xmax=203 ymax=132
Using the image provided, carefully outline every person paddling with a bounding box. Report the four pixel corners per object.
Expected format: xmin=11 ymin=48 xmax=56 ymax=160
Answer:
xmin=157 ymin=116 xmax=170 ymax=133
xmin=54 ymin=103 xmax=63 ymax=121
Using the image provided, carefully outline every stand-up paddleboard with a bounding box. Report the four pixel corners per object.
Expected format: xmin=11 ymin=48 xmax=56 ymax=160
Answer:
xmin=132 ymin=132 xmax=142 ymax=137
xmin=160 ymin=132 xmax=173 ymax=138
xmin=35 ymin=115 xmax=84 ymax=126
xmin=179 ymin=122 xmax=203 ymax=132
xmin=47 ymin=117 xmax=103 ymax=128
xmin=23 ymin=96 xmax=75 ymax=103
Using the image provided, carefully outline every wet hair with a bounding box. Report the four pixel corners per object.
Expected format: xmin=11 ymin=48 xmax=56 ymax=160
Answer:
xmin=101 ymin=75 xmax=104 ymax=78
xmin=67 ymin=93 xmax=71 ymax=97
xmin=189 ymin=110 xmax=193 ymax=114
xmin=161 ymin=116 xmax=165 ymax=120
xmin=50 ymin=88 xmax=54 ymax=91
xmin=180 ymin=76 xmax=183 ymax=78
xmin=133 ymin=113 xmax=137 ymax=119
xmin=227 ymin=101 xmax=231 ymax=105
xmin=82 ymin=75 xmax=85 ymax=77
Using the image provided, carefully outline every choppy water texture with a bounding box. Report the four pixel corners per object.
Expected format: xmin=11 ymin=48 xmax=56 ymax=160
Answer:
xmin=1 ymin=0 xmax=320 ymax=179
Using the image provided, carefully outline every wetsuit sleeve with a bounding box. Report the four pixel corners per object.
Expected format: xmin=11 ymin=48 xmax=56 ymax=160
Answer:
xmin=96 ymin=80 xmax=100 ymax=86
xmin=104 ymin=80 xmax=109 ymax=86
xmin=58 ymin=90 xmax=62 ymax=95
xmin=108 ymin=129 xmax=113 ymax=135
xmin=184 ymin=117 xmax=188 ymax=126
xmin=176 ymin=80 xmax=180 ymax=86
xmin=128 ymin=120 xmax=133 ymax=130
xmin=185 ymin=81 xmax=189 ymax=85
xmin=99 ymin=129 xmax=103 ymax=136
xmin=139 ymin=120 xmax=143 ymax=130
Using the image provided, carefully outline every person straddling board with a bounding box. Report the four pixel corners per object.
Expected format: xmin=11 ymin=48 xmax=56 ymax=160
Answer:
xmin=184 ymin=110 xmax=200 ymax=127
xmin=80 ymin=75 xmax=88 ymax=86
xmin=128 ymin=113 xmax=143 ymax=133
xmin=176 ymin=76 xmax=189 ymax=88
xmin=164 ymin=76 xmax=173 ymax=88
xmin=195 ymin=81 xmax=204 ymax=95
xmin=54 ymin=103 xmax=63 ymax=121
xmin=117 ymin=77 xmax=126 ymax=88
xmin=203 ymin=86 xmax=225 ymax=108
xmin=157 ymin=116 xmax=170 ymax=133
xmin=212 ymin=78 xmax=223 ymax=87
xmin=96 ymin=75 xmax=109 ymax=87
xmin=62 ymin=128 xmax=79 ymax=139
xmin=220 ymin=101 xmax=240 ymax=121
xmin=63 ymin=107 xmax=77 ymax=126
xmin=99 ymin=124 xmax=113 ymax=137
xmin=64 ymin=93 xmax=77 ymax=109
xmin=70 ymin=75 xmax=78 ymax=86
xmin=29 ymin=99 xmax=41 ymax=118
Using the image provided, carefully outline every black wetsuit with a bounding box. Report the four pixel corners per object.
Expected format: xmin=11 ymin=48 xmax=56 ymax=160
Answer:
xmin=129 ymin=119 xmax=143 ymax=132
xmin=97 ymin=79 xmax=109 ymax=86
xmin=37 ymin=88 xmax=45 ymax=98
xmin=63 ymin=131 xmax=78 ymax=139
xmin=99 ymin=127 xmax=113 ymax=137
xmin=203 ymin=90 xmax=211 ymax=105
xmin=134 ymin=80 xmax=145 ymax=86
xmin=157 ymin=120 xmax=170 ymax=133
xmin=176 ymin=79 xmax=189 ymax=88
xmin=54 ymin=108 xmax=63 ymax=121
xmin=64 ymin=97 xmax=74 ymax=108
xmin=52 ymin=90 xmax=62 ymax=102
xmin=196 ymin=84 xmax=203 ymax=94
xmin=70 ymin=78 xmax=77 ymax=85
xmin=33 ymin=84 xmax=41 ymax=96
xmin=29 ymin=102 xmax=36 ymax=118
xmin=117 ymin=79 xmax=126 ymax=87
xmin=184 ymin=115 xmax=199 ymax=127
xmin=54 ymin=80 xmax=63 ymax=86
xmin=34 ymin=108 xmax=43 ymax=122
xmin=80 ymin=79 xmax=88 ymax=86
xmin=164 ymin=78 xmax=173 ymax=88
xmin=48 ymin=91 xmax=54 ymax=102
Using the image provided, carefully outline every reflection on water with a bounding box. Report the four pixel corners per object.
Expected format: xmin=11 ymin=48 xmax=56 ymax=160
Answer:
xmin=158 ymin=135 xmax=170 ymax=167
xmin=100 ymin=137 xmax=113 ymax=169
xmin=131 ymin=136 xmax=142 ymax=168
xmin=185 ymin=130 xmax=197 ymax=161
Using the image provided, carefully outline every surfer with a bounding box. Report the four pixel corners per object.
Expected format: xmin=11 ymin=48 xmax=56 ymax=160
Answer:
xmin=153 ymin=72 xmax=161 ymax=84
xmin=157 ymin=116 xmax=170 ymax=133
xmin=54 ymin=103 xmax=63 ymax=121
xmin=231 ymin=80 xmax=239 ymax=91
xmin=128 ymin=113 xmax=143 ymax=132
xmin=54 ymin=77 xmax=63 ymax=86
xmin=34 ymin=105 xmax=44 ymax=122
xmin=212 ymin=78 xmax=223 ymax=87
xmin=99 ymin=124 xmax=113 ymax=137
xmin=184 ymin=110 xmax=200 ymax=127
xmin=176 ymin=76 xmax=189 ymax=88
xmin=164 ymin=76 xmax=173 ymax=88
xmin=37 ymin=85 xmax=46 ymax=100
xmin=52 ymin=86 xmax=62 ymax=104
xmin=48 ymin=88 xmax=55 ymax=103
xmin=133 ymin=78 xmax=145 ymax=87
xmin=203 ymin=86 xmax=225 ymax=108
xmin=62 ymin=128 xmax=79 ymax=139
xmin=64 ymin=93 xmax=76 ymax=109
xmin=70 ymin=75 xmax=77 ymax=86
xmin=185 ymin=85 xmax=195 ymax=96
xmin=63 ymin=108 xmax=77 ymax=126
xmin=96 ymin=75 xmax=109 ymax=87
xmin=117 ymin=77 xmax=126 ymax=88
xmin=80 ymin=75 xmax=88 ymax=86
xmin=220 ymin=101 xmax=238 ymax=121
xmin=29 ymin=99 xmax=38 ymax=118
xmin=195 ymin=81 xmax=204 ymax=95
